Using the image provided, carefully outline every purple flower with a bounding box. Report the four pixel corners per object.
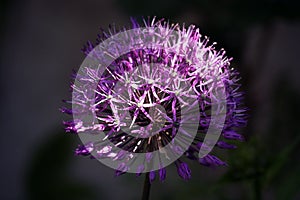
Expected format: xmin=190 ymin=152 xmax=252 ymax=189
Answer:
xmin=115 ymin=162 xmax=129 ymax=176
xmin=149 ymin=171 xmax=156 ymax=183
xmin=62 ymin=17 xmax=247 ymax=183
xmin=159 ymin=168 xmax=167 ymax=182
xmin=136 ymin=165 xmax=145 ymax=177
xmin=177 ymin=162 xmax=191 ymax=180
xmin=75 ymin=142 xmax=94 ymax=156
xmin=199 ymin=155 xmax=227 ymax=167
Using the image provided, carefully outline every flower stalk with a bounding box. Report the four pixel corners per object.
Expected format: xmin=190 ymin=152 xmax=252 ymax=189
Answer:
xmin=142 ymin=172 xmax=151 ymax=200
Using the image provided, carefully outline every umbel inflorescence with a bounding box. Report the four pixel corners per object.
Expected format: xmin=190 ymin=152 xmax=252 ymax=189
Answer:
xmin=62 ymin=17 xmax=247 ymax=182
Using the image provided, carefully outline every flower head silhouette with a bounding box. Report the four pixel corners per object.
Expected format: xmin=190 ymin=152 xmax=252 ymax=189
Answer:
xmin=62 ymin=17 xmax=247 ymax=183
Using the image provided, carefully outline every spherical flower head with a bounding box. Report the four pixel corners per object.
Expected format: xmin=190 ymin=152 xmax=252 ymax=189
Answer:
xmin=62 ymin=17 xmax=247 ymax=183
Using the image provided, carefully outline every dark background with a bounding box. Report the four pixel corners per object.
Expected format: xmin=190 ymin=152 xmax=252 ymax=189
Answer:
xmin=1 ymin=0 xmax=300 ymax=199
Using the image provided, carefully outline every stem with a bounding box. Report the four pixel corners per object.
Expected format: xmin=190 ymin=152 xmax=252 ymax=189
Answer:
xmin=141 ymin=172 xmax=151 ymax=200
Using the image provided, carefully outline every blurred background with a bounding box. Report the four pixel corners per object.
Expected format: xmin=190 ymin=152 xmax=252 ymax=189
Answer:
xmin=1 ymin=0 xmax=300 ymax=199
